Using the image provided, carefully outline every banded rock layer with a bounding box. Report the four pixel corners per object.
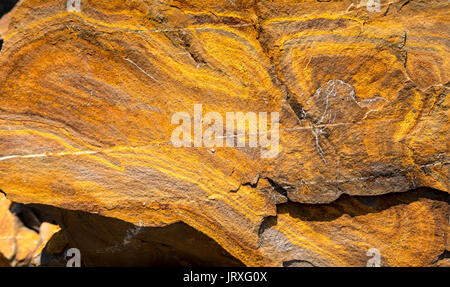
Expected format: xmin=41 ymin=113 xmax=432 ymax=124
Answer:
xmin=0 ymin=0 xmax=448 ymax=266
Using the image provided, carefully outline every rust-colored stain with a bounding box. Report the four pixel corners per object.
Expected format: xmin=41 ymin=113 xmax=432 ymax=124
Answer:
xmin=0 ymin=0 xmax=448 ymax=266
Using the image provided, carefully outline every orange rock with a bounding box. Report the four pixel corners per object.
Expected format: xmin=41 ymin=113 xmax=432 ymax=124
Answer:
xmin=0 ymin=194 xmax=59 ymax=266
xmin=0 ymin=0 xmax=448 ymax=266
xmin=31 ymin=222 xmax=61 ymax=262
xmin=0 ymin=195 xmax=17 ymax=261
xmin=0 ymin=0 xmax=22 ymax=38
xmin=15 ymin=228 xmax=39 ymax=262
xmin=259 ymin=189 xmax=448 ymax=266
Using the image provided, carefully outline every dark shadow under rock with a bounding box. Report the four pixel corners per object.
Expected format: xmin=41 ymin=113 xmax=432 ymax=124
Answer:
xmin=26 ymin=204 xmax=245 ymax=267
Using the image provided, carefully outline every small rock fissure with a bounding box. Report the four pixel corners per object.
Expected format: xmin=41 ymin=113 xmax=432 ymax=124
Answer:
xmin=266 ymin=177 xmax=288 ymax=198
xmin=283 ymin=259 xmax=316 ymax=267
xmin=432 ymin=250 xmax=450 ymax=264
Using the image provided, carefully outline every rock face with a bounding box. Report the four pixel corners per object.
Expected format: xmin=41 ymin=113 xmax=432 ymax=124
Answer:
xmin=0 ymin=194 xmax=60 ymax=266
xmin=0 ymin=0 xmax=20 ymax=38
xmin=0 ymin=0 xmax=448 ymax=266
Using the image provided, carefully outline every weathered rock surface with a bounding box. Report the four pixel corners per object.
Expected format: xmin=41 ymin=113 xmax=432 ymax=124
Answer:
xmin=0 ymin=0 xmax=448 ymax=266
xmin=259 ymin=188 xmax=448 ymax=266
xmin=0 ymin=0 xmax=20 ymax=38
xmin=0 ymin=194 xmax=59 ymax=266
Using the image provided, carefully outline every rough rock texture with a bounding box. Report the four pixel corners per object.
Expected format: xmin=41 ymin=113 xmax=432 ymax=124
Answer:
xmin=260 ymin=188 xmax=448 ymax=266
xmin=0 ymin=0 xmax=20 ymax=38
xmin=0 ymin=0 xmax=448 ymax=266
xmin=0 ymin=194 xmax=60 ymax=266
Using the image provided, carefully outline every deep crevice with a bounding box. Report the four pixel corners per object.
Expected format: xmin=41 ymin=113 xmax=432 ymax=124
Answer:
xmin=274 ymin=187 xmax=449 ymax=222
xmin=266 ymin=177 xmax=288 ymax=198
xmin=432 ymin=250 xmax=450 ymax=264
xmin=257 ymin=187 xmax=449 ymax=248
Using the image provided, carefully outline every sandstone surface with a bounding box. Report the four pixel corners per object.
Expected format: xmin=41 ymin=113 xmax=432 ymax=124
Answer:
xmin=0 ymin=0 xmax=448 ymax=266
